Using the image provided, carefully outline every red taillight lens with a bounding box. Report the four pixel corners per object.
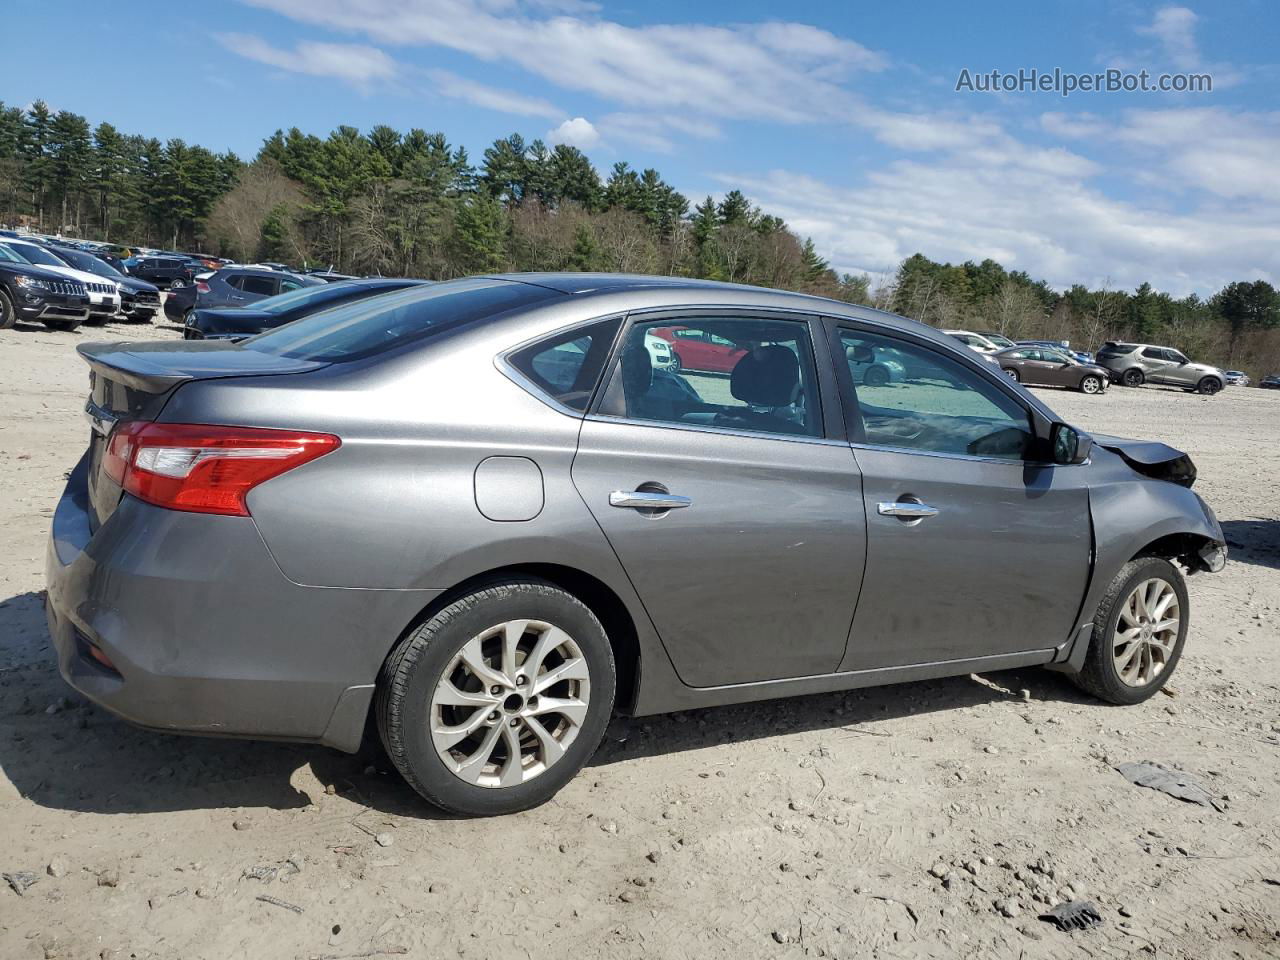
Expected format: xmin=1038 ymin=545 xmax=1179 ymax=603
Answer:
xmin=104 ymin=422 xmax=340 ymax=516
xmin=195 ymin=280 xmax=210 ymax=294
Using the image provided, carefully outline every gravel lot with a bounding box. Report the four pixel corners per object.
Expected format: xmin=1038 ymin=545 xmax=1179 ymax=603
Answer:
xmin=1 ymin=318 xmax=1278 ymax=960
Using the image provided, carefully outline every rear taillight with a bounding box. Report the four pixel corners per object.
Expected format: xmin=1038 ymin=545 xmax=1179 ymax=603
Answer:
xmin=104 ymin=422 xmax=339 ymax=516
xmin=195 ymin=280 xmax=210 ymax=294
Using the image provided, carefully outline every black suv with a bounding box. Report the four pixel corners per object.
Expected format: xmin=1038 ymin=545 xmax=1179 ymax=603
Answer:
xmin=0 ymin=247 xmax=90 ymax=331
xmin=51 ymin=247 xmax=162 ymax=323
xmin=122 ymin=256 xmax=196 ymax=290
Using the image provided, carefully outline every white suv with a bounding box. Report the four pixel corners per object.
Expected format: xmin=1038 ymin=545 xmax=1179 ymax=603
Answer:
xmin=941 ymin=329 xmax=1018 ymax=354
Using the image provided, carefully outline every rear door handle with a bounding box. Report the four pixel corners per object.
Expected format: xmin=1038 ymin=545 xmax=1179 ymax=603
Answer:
xmin=877 ymin=501 xmax=939 ymax=518
xmin=609 ymin=491 xmax=692 ymax=510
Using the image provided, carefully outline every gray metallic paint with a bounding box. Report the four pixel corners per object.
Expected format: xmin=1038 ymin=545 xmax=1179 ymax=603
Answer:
xmin=45 ymin=274 xmax=1226 ymax=751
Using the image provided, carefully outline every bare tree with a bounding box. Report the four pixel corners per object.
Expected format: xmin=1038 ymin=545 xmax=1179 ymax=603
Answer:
xmin=203 ymin=160 xmax=306 ymax=262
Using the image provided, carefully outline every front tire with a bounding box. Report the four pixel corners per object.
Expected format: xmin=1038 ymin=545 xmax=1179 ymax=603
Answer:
xmin=1122 ymin=368 xmax=1145 ymax=387
xmin=1071 ymin=557 xmax=1189 ymax=705
xmin=1197 ymin=377 xmax=1222 ymax=395
xmin=1004 ymin=367 xmax=1020 ymax=382
xmin=1079 ymin=374 xmax=1103 ymax=394
xmin=0 ymin=290 xmax=15 ymax=330
xmin=376 ymin=579 xmax=615 ymax=816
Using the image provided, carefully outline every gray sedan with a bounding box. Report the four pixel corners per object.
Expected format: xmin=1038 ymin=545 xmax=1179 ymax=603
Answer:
xmin=47 ymin=275 xmax=1226 ymax=816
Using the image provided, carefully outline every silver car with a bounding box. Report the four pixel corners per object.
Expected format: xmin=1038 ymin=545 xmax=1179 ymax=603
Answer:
xmin=46 ymin=275 xmax=1226 ymax=816
xmin=1095 ymin=342 xmax=1227 ymax=394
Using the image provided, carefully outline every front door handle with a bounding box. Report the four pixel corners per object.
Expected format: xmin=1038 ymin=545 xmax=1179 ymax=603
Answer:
xmin=877 ymin=501 xmax=939 ymax=519
xmin=609 ymin=491 xmax=692 ymax=510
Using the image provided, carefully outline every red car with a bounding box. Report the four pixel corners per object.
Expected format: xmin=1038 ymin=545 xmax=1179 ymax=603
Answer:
xmin=651 ymin=325 xmax=747 ymax=373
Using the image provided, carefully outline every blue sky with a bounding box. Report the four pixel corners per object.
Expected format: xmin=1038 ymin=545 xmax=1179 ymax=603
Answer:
xmin=5 ymin=0 xmax=1278 ymax=294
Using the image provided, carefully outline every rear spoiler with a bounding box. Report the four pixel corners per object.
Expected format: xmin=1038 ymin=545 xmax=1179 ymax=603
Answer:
xmin=77 ymin=342 xmax=203 ymax=393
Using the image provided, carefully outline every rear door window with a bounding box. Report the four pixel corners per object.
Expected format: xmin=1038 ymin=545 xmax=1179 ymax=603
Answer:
xmin=240 ymin=275 xmax=278 ymax=297
xmin=508 ymin=318 xmax=622 ymax=411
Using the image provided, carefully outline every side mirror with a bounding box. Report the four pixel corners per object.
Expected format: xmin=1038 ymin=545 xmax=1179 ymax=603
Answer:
xmin=1052 ymin=422 xmax=1092 ymax=465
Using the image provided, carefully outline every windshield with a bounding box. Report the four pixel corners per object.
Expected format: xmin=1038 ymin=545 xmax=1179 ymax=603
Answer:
xmin=57 ymin=249 xmax=121 ymax=278
xmin=242 ymin=278 xmax=560 ymax=363
xmin=254 ymin=282 xmax=351 ymax=315
xmin=4 ymin=242 xmax=63 ymax=268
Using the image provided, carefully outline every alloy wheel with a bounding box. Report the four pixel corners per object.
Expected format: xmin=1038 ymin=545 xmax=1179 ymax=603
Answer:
xmin=1081 ymin=376 xmax=1102 ymax=394
xmin=1112 ymin=578 xmax=1180 ymax=687
xmin=430 ymin=619 xmax=591 ymax=788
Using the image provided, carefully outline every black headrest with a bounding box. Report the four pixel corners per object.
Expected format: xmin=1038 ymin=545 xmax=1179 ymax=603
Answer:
xmin=620 ymin=338 xmax=653 ymax=398
xmin=731 ymin=345 xmax=799 ymax=406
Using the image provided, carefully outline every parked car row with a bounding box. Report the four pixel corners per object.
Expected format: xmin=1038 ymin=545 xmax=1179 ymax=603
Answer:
xmin=941 ymin=330 xmax=1253 ymax=398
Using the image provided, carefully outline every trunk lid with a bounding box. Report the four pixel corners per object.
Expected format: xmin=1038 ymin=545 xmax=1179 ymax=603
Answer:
xmin=78 ymin=340 xmax=329 ymax=527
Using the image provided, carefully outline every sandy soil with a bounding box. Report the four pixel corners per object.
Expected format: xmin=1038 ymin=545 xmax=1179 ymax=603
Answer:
xmin=1 ymin=317 xmax=1278 ymax=960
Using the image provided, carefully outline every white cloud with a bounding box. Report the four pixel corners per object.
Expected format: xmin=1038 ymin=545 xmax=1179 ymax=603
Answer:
xmin=546 ymin=117 xmax=600 ymax=148
xmin=426 ymin=69 xmax=562 ymax=118
xmin=1137 ymin=6 xmax=1201 ymax=70
xmin=243 ymin=0 xmax=886 ymax=123
xmin=216 ymin=33 xmax=398 ymax=88
xmin=594 ymin=112 xmax=722 ymax=153
xmin=1039 ymin=112 xmax=1107 ymax=140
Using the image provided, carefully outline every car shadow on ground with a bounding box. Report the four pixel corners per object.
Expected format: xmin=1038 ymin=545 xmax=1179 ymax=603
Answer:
xmin=1221 ymin=518 xmax=1280 ymax=570
xmin=1 ymin=586 xmax=1096 ymax=821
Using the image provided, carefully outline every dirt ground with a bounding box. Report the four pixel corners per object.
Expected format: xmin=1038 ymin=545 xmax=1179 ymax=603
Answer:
xmin=1 ymin=316 xmax=1278 ymax=960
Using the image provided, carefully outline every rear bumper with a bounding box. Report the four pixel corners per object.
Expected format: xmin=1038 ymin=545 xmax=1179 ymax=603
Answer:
xmin=45 ymin=455 xmax=439 ymax=752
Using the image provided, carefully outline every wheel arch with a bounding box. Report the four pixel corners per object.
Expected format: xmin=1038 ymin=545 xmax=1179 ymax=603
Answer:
xmin=1130 ymin=530 xmax=1221 ymax=572
xmin=382 ymin=562 xmax=643 ymax=714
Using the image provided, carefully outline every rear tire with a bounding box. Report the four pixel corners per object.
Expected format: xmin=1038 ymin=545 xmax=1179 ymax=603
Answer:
xmin=1122 ymin=368 xmax=1144 ymax=387
xmin=0 ymin=290 xmax=15 ymax=330
xmin=376 ymin=579 xmax=615 ymax=816
xmin=1079 ymin=374 xmax=1103 ymax=394
xmin=1004 ymin=367 xmax=1020 ymax=382
xmin=1197 ymin=377 xmax=1222 ymax=395
xmin=1070 ymin=557 xmax=1188 ymax=706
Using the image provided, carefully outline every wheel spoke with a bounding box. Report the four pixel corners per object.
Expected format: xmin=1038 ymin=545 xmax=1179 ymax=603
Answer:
xmin=497 ymin=724 xmax=526 ymax=787
xmin=459 ymin=637 xmax=508 ymax=689
xmin=1152 ymin=618 xmax=1179 ymax=636
xmin=532 ymin=656 xmax=590 ymax=695
xmin=524 ymin=715 xmax=565 ymax=766
xmin=452 ymin=722 xmax=504 ymax=783
xmin=523 ymin=625 xmax=573 ymax=681
xmin=527 ymin=695 xmax=589 ymax=726
xmin=1151 ymin=589 xmax=1177 ymax=620
xmin=434 ymin=680 xmax=499 ymax=709
xmin=432 ymin=706 xmax=493 ymax=751
xmin=501 ymin=620 xmax=529 ymax=684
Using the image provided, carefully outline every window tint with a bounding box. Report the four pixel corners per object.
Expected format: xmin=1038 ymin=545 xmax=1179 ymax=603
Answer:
xmin=838 ymin=329 xmax=1033 ymax=460
xmin=508 ymin=318 xmax=621 ymax=412
xmin=1009 ymin=348 xmax=1036 ymax=360
xmin=280 ymin=279 xmax=301 ymax=293
xmin=597 ymin=317 xmax=822 ymax=438
xmin=244 ymin=278 xmax=560 ymax=363
xmin=223 ymin=274 xmax=243 ymax=290
xmin=240 ymin=275 xmax=277 ymax=297
xmin=1141 ymin=347 xmax=1165 ymax=359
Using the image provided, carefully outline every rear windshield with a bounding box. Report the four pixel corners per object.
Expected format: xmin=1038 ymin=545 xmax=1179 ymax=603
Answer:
xmin=241 ymin=278 xmax=560 ymax=362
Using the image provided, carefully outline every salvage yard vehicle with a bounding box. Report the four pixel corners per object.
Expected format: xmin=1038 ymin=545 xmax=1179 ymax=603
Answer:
xmin=1095 ymin=342 xmax=1227 ymax=394
xmin=993 ymin=346 xmax=1110 ymax=394
xmin=46 ymin=274 xmax=1227 ymax=817
xmin=45 ymin=246 xmax=162 ymax=324
xmin=0 ymin=247 xmax=90 ymax=330
xmin=2 ymin=238 xmax=121 ymax=323
xmin=122 ymin=256 xmax=197 ymax=290
xmin=1261 ymin=374 xmax=1280 ymax=390
xmin=941 ymin=329 xmax=1016 ymax=355
xmin=1224 ymin=370 xmax=1249 ymax=387
xmin=183 ymin=277 xmax=428 ymax=340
